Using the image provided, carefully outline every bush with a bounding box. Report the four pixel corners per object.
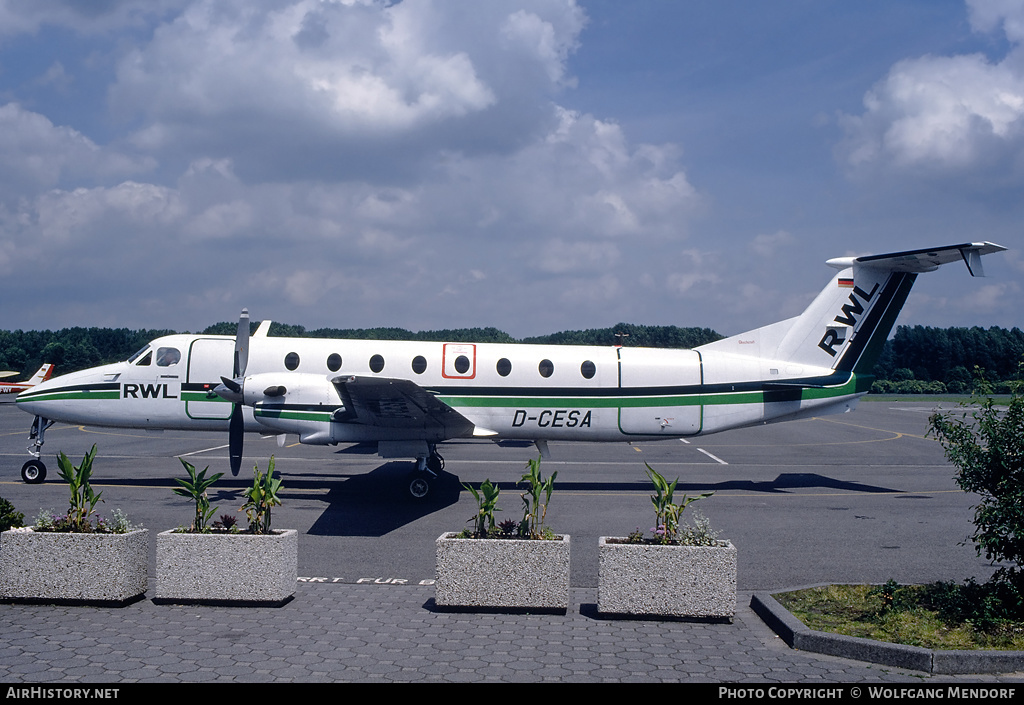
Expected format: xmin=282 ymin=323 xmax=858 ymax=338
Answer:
xmin=0 ymin=495 xmax=24 ymax=532
xmin=930 ymin=385 xmax=1024 ymax=588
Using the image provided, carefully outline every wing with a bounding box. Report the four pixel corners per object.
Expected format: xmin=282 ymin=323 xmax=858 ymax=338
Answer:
xmin=331 ymin=375 xmax=477 ymax=437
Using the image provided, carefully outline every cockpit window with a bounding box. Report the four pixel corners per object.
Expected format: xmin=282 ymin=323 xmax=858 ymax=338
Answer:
xmin=135 ymin=351 xmax=152 ymax=366
xmin=127 ymin=346 xmax=150 ymax=364
xmin=156 ymin=347 xmax=181 ymax=367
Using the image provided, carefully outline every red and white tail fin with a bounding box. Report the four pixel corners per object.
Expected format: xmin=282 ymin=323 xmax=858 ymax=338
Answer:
xmin=27 ymin=364 xmax=55 ymax=386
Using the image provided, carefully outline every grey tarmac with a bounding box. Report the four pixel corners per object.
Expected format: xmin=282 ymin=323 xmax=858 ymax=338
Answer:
xmin=0 ymin=400 xmax=1021 ymax=683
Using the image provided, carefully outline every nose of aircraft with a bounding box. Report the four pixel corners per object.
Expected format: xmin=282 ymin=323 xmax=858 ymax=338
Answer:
xmin=15 ymin=363 xmax=121 ymax=418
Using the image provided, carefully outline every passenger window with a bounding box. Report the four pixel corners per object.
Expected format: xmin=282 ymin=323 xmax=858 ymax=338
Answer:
xmin=369 ymin=354 xmax=385 ymax=373
xmin=327 ymin=353 xmax=342 ymax=372
xmin=580 ymin=360 xmax=596 ymax=379
xmin=538 ymin=359 xmax=554 ymax=378
xmin=156 ymin=347 xmax=180 ymax=367
xmin=412 ymin=356 xmax=427 ymax=374
xmin=454 ymin=355 xmax=470 ymax=374
xmin=496 ymin=358 xmax=512 ymax=377
xmin=285 ymin=352 xmax=300 ymax=371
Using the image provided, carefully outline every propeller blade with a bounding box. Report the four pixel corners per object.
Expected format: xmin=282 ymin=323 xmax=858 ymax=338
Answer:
xmin=228 ymin=308 xmax=249 ymax=476
xmin=229 ymin=403 xmax=244 ymax=476
xmin=234 ymin=308 xmax=249 ymax=378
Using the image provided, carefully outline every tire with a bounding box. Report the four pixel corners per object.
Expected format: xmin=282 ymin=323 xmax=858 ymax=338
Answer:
xmin=409 ymin=475 xmax=430 ymax=499
xmin=21 ymin=459 xmax=46 ymax=484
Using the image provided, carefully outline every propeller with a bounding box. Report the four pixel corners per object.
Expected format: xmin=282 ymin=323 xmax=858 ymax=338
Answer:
xmin=214 ymin=309 xmax=249 ymax=475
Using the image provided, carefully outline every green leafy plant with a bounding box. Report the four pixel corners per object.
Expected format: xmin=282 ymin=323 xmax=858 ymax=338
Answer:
xmin=929 ymin=379 xmax=1024 ymax=586
xmin=519 ymin=455 xmax=557 ymax=539
xmin=677 ymin=510 xmax=721 ymax=547
xmin=32 ymin=507 xmax=138 ymax=534
xmin=644 ymin=462 xmax=714 ymax=545
xmin=0 ymin=495 xmax=24 ymax=532
xmin=462 ymin=478 xmax=501 ymax=538
xmin=56 ymin=444 xmax=104 ymax=532
xmin=174 ymin=458 xmax=223 ymax=533
xmin=240 ymin=456 xmax=282 ymax=535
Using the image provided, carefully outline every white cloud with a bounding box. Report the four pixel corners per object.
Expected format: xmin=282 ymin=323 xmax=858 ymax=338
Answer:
xmin=0 ymin=0 xmax=707 ymax=333
xmin=107 ymin=0 xmax=588 ymax=180
xmin=0 ymin=0 xmax=189 ymax=38
xmin=751 ymin=230 xmax=796 ymax=258
xmin=0 ymin=103 xmax=150 ymax=198
xmin=838 ymin=1 xmax=1024 ymax=176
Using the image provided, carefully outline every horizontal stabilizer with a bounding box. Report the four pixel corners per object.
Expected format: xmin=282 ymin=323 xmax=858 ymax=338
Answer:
xmin=827 ymin=242 xmax=1005 ymax=276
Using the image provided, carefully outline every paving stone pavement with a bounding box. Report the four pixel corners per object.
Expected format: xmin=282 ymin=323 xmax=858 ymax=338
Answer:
xmin=1 ymin=583 xmax=1023 ymax=683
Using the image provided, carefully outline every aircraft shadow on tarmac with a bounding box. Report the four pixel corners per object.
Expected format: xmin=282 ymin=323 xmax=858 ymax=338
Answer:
xmin=303 ymin=469 xmax=903 ymax=538
xmin=305 ymin=462 xmax=461 ymax=537
xmin=72 ymin=464 xmax=902 ymax=538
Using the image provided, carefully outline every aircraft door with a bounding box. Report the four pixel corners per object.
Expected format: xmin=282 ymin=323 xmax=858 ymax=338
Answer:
xmin=185 ymin=337 xmax=234 ymax=420
xmin=617 ymin=348 xmax=703 ymax=436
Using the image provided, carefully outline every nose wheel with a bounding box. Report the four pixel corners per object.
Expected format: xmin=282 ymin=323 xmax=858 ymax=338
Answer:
xmin=21 ymin=459 xmax=46 ymax=484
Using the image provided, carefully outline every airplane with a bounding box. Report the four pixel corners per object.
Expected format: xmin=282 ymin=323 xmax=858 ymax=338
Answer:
xmin=0 ymin=364 xmax=55 ymax=396
xmin=14 ymin=242 xmax=1006 ymax=496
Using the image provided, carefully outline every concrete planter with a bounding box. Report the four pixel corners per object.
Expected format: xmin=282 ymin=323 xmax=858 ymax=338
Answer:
xmin=598 ymin=537 xmax=736 ymax=619
xmin=435 ymin=532 xmax=570 ymax=612
xmin=0 ymin=528 xmax=148 ymax=605
xmin=155 ymin=529 xmax=297 ymax=606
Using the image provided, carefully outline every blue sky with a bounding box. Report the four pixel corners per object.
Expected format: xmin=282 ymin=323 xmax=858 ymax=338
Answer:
xmin=0 ymin=0 xmax=1020 ymax=338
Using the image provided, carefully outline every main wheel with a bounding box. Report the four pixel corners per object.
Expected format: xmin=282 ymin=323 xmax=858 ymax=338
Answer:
xmin=408 ymin=474 xmax=430 ymax=499
xmin=21 ymin=459 xmax=46 ymax=484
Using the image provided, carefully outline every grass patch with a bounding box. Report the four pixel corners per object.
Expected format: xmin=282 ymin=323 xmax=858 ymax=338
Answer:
xmin=773 ymin=584 xmax=1024 ymax=651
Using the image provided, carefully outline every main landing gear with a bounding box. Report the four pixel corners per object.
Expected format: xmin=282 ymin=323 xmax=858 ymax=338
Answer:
xmin=21 ymin=415 xmax=53 ymax=484
xmin=407 ymin=445 xmax=445 ymax=500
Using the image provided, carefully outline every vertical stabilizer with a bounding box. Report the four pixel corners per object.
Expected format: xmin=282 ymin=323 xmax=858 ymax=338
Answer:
xmin=698 ymin=242 xmax=1005 ymax=377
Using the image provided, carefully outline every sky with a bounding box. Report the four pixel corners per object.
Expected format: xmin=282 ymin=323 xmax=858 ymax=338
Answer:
xmin=0 ymin=0 xmax=1021 ymax=338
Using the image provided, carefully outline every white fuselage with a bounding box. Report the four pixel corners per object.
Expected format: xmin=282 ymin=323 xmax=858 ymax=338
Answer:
xmin=16 ymin=332 xmax=860 ymax=446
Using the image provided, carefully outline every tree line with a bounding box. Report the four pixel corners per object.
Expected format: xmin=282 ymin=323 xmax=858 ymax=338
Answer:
xmin=870 ymin=325 xmax=1024 ymax=394
xmin=1 ymin=322 xmax=1020 ymax=394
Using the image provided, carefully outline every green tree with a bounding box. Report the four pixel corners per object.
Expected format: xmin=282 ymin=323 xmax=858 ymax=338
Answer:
xmin=930 ymin=381 xmax=1024 ymax=586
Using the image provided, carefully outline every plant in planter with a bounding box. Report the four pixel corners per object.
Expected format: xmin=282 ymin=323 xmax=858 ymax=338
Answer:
xmin=459 ymin=478 xmax=501 ymax=538
xmin=0 ymin=445 xmax=148 ymax=605
xmin=435 ymin=456 xmax=570 ymax=612
xmin=155 ymin=456 xmax=297 ymax=606
xmin=518 ymin=455 xmax=557 ymax=539
xmin=172 ymin=458 xmax=223 ymax=533
xmin=598 ymin=463 xmax=736 ymax=619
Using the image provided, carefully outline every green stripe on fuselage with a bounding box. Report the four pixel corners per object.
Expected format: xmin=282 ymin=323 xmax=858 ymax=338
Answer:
xmin=440 ymin=374 xmax=861 ymax=409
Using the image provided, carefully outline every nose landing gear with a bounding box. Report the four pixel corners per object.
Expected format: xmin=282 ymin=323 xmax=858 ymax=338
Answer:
xmin=21 ymin=416 xmax=53 ymax=483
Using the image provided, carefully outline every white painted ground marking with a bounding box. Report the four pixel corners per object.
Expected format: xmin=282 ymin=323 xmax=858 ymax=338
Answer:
xmin=697 ymin=448 xmax=728 ymax=465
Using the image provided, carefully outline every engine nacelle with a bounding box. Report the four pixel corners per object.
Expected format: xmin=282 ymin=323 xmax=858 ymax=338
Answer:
xmin=242 ymin=372 xmax=341 ymax=442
